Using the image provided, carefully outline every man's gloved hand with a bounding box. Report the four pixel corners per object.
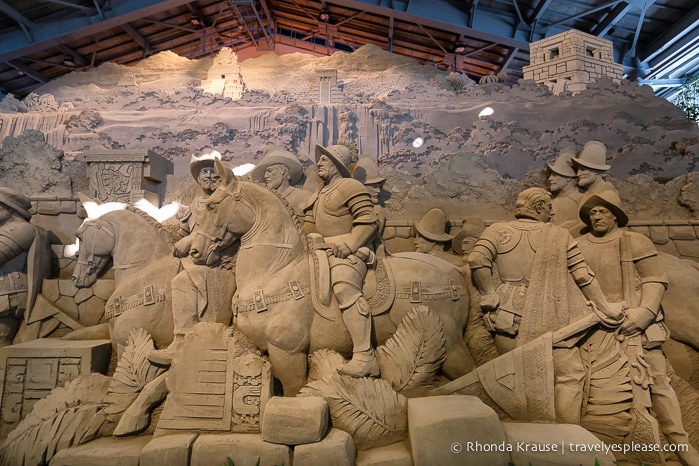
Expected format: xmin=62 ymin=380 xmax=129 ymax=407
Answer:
xmin=173 ymin=236 xmax=192 ymax=258
xmin=593 ymin=301 xmax=626 ymax=329
xmin=480 ymin=292 xmax=500 ymax=313
xmin=331 ymin=242 xmax=353 ymax=259
xmin=620 ymin=306 xmax=656 ymax=337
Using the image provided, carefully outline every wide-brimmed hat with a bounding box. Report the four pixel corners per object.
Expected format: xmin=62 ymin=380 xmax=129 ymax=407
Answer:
xmin=315 ymin=144 xmax=352 ymax=178
xmin=352 ymin=155 xmax=385 ymax=185
xmin=452 ymin=217 xmax=486 ymax=255
xmin=415 ymin=208 xmax=453 ymax=243
xmin=190 ymin=149 xmax=222 ymax=179
xmin=579 ymin=190 xmax=628 ymax=227
xmin=0 ymin=187 xmax=31 ymax=220
xmin=251 ymin=147 xmax=304 ymax=184
xmin=547 ymin=147 xmax=577 ymax=177
xmin=571 ymin=141 xmax=610 ymax=171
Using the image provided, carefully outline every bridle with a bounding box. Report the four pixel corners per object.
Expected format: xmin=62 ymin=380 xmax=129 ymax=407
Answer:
xmin=76 ymin=220 xmax=115 ymax=276
xmin=194 ymin=183 xmax=244 ymax=247
xmin=76 ymin=219 xmax=143 ymax=274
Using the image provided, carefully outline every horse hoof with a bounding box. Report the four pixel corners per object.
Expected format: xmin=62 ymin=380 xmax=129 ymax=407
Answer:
xmin=114 ymin=411 xmax=150 ymax=437
xmin=146 ymin=349 xmax=174 ymax=366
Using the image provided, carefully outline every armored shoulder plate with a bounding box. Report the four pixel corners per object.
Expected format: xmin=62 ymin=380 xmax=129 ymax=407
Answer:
xmin=481 ymin=223 xmax=523 ymax=255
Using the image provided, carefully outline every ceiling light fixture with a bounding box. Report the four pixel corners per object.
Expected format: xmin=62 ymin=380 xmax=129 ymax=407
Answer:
xmin=453 ymin=41 xmax=468 ymax=55
xmin=319 ymin=10 xmax=330 ymax=22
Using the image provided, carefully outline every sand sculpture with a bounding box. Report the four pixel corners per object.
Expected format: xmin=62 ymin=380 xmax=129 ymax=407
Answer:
xmin=1 ymin=40 xmax=699 ymax=465
xmin=577 ymin=190 xmax=699 ymax=465
xmin=0 ymin=189 xmax=51 ymax=346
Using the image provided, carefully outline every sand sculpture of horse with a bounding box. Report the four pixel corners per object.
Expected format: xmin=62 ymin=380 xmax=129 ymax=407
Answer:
xmin=189 ymin=160 xmax=473 ymax=395
xmin=70 ymin=207 xmax=180 ymax=356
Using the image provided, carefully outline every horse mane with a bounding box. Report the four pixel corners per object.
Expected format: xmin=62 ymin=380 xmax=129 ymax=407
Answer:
xmin=122 ymin=205 xmax=177 ymax=245
xmin=244 ymin=179 xmax=309 ymax=254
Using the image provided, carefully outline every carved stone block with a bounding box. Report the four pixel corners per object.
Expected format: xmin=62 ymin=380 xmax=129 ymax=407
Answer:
xmin=294 ymin=428 xmax=356 ymax=466
xmin=628 ymin=225 xmax=649 ymax=237
xmin=261 ymin=396 xmax=330 ymax=445
xmin=0 ymin=339 xmax=111 ymax=436
xmin=356 ymin=441 xmax=412 ymax=466
xmin=36 ymin=200 xmax=61 ymax=215
xmin=502 ymin=422 xmax=616 ymax=466
xmin=675 ymin=239 xmax=699 ymax=258
xmin=140 ymin=432 xmax=199 ymax=466
xmin=189 ymin=433 xmax=291 ymax=466
xmin=84 ymin=149 xmax=173 ymax=206
xmin=59 ymin=200 xmax=77 ymax=214
xmin=649 ymin=226 xmax=670 ymax=245
xmin=50 ymin=436 xmax=152 ymax=466
xmin=156 ymin=323 xmax=273 ymax=434
xmin=668 ymin=225 xmax=696 ymax=240
xmin=408 ymin=395 xmax=509 ymax=466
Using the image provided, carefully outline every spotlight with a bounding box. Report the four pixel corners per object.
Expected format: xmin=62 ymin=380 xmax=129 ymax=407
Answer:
xmin=319 ymin=10 xmax=330 ymax=22
xmin=478 ymin=107 xmax=494 ymax=118
xmin=453 ymin=41 xmax=468 ymax=55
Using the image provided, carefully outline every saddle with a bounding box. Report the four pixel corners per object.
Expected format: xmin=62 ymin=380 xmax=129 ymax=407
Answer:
xmin=308 ymin=234 xmax=395 ymax=321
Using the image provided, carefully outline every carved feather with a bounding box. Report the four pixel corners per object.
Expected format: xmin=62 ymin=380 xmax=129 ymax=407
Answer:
xmin=299 ymin=373 xmax=407 ymax=450
xmin=0 ymin=374 xmax=112 ymax=466
xmin=103 ymin=328 xmax=166 ymax=416
xmin=308 ymin=348 xmax=347 ymax=382
xmin=376 ymin=305 xmax=447 ymax=393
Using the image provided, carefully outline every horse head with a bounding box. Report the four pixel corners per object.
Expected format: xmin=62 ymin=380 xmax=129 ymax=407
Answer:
xmin=190 ymin=159 xmax=256 ymax=266
xmin=72 ymin=219 xmax=116 ymax=287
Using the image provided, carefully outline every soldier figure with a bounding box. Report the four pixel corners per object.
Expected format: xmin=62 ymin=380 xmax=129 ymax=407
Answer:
xmin=577 ymin=190 xmax=699 ymax=466
xmin=304 ymin=143 xmax=380 ymax=378
xmin=149 ymin=150 xmax=236 ymax=364
xmin=548 ymin=147 xmax=584 ymax=233
xmin=451 ymin=217 xmax=486 ymax=265
xmin=413 ymin=208 xmax=460 ymax=266
xmin=251 ymin=146 xmax=311 ymax=216
xmin=0 ymin=188 xmax=49 ymax=346
xmin=468 ymin=187 xmax=623 ymax=423
xmin=572 ymin=141 xmax=617 ymax=199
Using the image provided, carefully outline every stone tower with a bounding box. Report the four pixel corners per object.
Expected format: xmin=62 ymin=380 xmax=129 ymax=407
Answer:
xmin=200 ymin=47 xmax=246 ymax=100
xmin=523 ymin=29 xmax=624 ymax=95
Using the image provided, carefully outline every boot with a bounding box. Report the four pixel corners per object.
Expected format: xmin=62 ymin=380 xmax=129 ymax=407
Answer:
xmin=147 ymin=333 xmax=185 ymax=366
xmin=339 ymin=349 xmax=380 ymax=378
xmin=337 ymin=299 xmax=380 ymax=378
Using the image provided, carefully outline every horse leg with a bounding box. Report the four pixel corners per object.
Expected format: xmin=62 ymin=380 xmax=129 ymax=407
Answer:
xmin=268 ymin=344 xmax=308 ymax=396
xmin=440 ymin=313 xmax=477 ymax=379
xmin=443 ymin=339 xmax=477 ymax=380
xmin=265 ymin=309 xmax=312 ymax=396
xmin=113 ymin=372 xmax=168 ymax=436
